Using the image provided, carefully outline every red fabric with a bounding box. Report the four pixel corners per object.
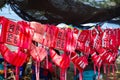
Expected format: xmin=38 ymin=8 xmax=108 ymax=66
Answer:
xmin=0 ymin=17 xmax=18 ymax=45
xmin=49 ymin=48 xmax=70 ymax=69
xmin=77 ymin=30 xmax=92 ymax=55
xmin=65 ymin=28 xmax=72 ymax=52
xmin=55 ymin=28 xmax=67 ymax=50
xmin=0 ymin=17 xmax=33 ymax=49
xmin=65 ymin=28 xmax=79 ymax=52
xmin=60 ymin=69 xmax=66 ymax=80
xmin=71 ymin=52 xmax=88 ymax=80
xmin=90 ymin=28 xmax=98 ymax=46
xmin=15 ymin=67 xmax=19 ymax=80
xmin=102 ymin=51 xmax=114 ymax=64
xmin=78 ymin=30 xmax=90 ymax=43
xmin=30 ymin=22 xmax=47 ymax=44
xmin=118 ymin=29 xmax=120 ymax=46
xmin=43 ymin=25 xmax=51 ymax=47
xmin=71 ymin=52 xmax=88 ymax=72
xmin=102 ymin=29 xmax=117 ymax=50
xmin=114 ymin=29 xmax=119 ymax=48
xmin=17 ymin=21 xmax=34 ymax=49
xmin=30 ymin=22 xmax=47 ymax=34
xmin=30 ymin=44 xmax=47 ymax=62
xmin=0 ymin=44 xmax=27 ymax=67
xmin=0 ymin=16 xmax=9 ymax=43
xmin=1 ymin=16 xmax=120 ymax=80
xmin=72 ymin=28 xmax=79 ymax=51
xmin=49 ymin=25 xmax=59 ymax=48
xmin=90 ymin=26 xmax=103 ymax=51
xmin=77 ymin=30 xmax=91 ymax=54
xmin=91 ymin=52 xmax=102 ymax=67
xmin=35 ymin=62 xmax=40 ymax=80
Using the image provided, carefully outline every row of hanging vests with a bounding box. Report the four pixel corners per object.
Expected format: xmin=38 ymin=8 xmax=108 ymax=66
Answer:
xmin=0 ymin=16 xmax=120 ymax=80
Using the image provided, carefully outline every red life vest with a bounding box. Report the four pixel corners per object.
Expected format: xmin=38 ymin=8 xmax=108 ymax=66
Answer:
xmin=30 ymin=43 xmax=47 ymax=62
